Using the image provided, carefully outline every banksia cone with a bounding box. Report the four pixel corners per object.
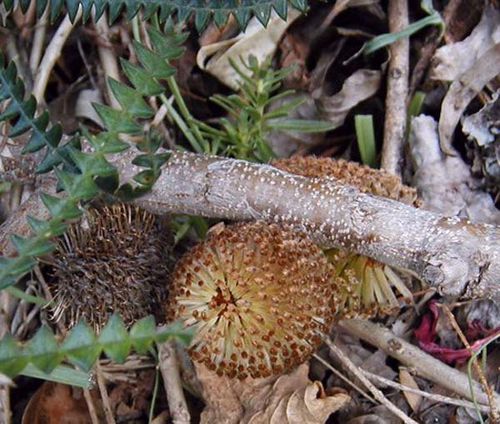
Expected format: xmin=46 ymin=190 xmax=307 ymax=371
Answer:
xmin=273 ymin=156 xmax=418 ymax=317
xmin=166 ymin=222 xmax=337 ymax=379
xmin=47 ymin=203 xmax=172 ymax=332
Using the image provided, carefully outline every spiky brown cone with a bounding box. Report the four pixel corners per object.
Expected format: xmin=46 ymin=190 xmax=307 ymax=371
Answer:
xmin=273 ymin=156 xmax=419 ymax=317
xmin=47 ymin=203 xmax=172 ymax=332
xmin=167 ymin=221 xmax=338 ymax=380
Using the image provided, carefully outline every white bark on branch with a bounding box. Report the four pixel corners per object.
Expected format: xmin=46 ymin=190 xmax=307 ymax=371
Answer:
xmin=117 ymin=151 xmax=499 ymax=301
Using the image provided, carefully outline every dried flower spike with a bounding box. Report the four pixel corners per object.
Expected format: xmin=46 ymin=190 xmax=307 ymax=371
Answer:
xmin=273 ymin=156 xmax=417 ymax=317
xmin=167 ymin=221 xmax=337 ymax=379
xmin=47 ymin=203 xmax=172 ymax=332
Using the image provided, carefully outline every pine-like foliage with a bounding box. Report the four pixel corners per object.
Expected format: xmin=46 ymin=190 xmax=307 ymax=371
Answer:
xmin=0 ymin=314 xmax=193 ymax=378
xmin=3 ymin=0 xmax=308 ymax=31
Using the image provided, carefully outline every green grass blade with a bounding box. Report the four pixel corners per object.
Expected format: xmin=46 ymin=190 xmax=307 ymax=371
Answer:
xmin=364 ymin=13 xmax=444 ymax=56
xmin=355 ymin=115 xmax=377 ymax=168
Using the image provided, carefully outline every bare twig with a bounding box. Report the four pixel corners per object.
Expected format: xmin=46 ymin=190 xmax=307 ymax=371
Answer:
xmin=33 ymin=7 xmax=82 ymax=103
xmin=0 ymin=387 xmax=11 ymax=424
xmin=381 ymin=0 xmax=409 ymax=175
xmin=29 ymin=7 xmax=49 ymax=74
xmin=440 ymin=305 xmax=499 ymax=421
xmin=325 ymin=337 xmax=419 ymax=424
xmin=83 ymin=388 xmax=100 ymax=424
xmin=93 ymin=11 xmax=121 ymax=110
xmin=338 ymin=319 xmax=500 ymax=408
xmin=157 ymin=341 xmax=190 ymax=424
xmin=95 ymin=363 xmax=116 ymax=424
xmin=126 ymin=151 xmax=500 ymax=300
xmin=313 ymin=353 xmax=377 ymax=403
xmin=362 ymin=369 xmax=491 ymax=413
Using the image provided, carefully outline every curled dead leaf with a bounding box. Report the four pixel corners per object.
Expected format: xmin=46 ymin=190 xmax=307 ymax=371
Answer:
xmin=430 ymin=6 xmax=500 ymax=82
xmin=197 ymin=362 xmax=350 ymax=424
xmin=197 ymin=11 xmax=300 ymax=90
xmin=438 ymin=43 xmax=500 ymax=155
xmin=399 ymin=368 xmax=422 ymax=413
xmin=22 ymin=382 xmax=103 ymax=424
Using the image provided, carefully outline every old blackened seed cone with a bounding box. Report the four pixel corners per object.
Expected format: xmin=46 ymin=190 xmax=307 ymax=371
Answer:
xmin=167 ymin=222 xmax=337 ymax=379
xmin=273 ymin=156 xmax=418 ymax=317
xmin=48 ymin=204 xmax=171 ymax=331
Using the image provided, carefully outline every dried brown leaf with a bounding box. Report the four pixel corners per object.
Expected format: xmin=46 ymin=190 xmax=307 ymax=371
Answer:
xmin=430 ymin=5 xmax=499 ymax=82
xmin=438 ymin=43 xmax=500 ymax=154
xmin=196 ymin=362 xmax=350 ymax=424
xmin=318 ymin=69 xmax=381 ymax=128
xmin=399 ymin=368 xmax=422 ymax=413
xmin=22 ymin=382 xmax=103 ymax=424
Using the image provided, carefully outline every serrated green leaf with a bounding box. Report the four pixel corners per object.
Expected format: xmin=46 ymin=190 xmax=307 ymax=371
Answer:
xmin=194 ymin=9 xmax=210 ymax=32
xmin=148 ymin=26 xmax=186 ymax=60
xmin=40 ymin=193 xmax=81 ymax=220
xmin=26 ymin=326 xmax=61 ymax=373
xmin=132 ymin=154 xmax=154 ymax=168
xmin=93 ymin=103 xmax=142 ymax=134
xmin=108 ymin=78 xmax=153 ymax=119
xmin=120 ymin=59 xmax=164 ymax=96
xmin=98 ymin=314 xmax=131 ymax=363
xmin=133 ymin=41 xmax=176 ymax=79
xmin=10 ymin=234 xmax=54 ymax=257
xmin=130 ymin=316 xmax=156 ymax=354
xmin=133 ymin=169 xmax=156 ymax=186
xmin=62 ymin=322 xmax=101 ymax=372
xmin=0 ymin=334 xmax=27 ymax=377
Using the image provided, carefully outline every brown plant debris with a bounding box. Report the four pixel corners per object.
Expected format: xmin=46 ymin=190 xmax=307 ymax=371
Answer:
xmin=46 ymin=203 xmax=172 ymax=332
xmin=273 ymin=156 xmax=417 ymax=316
xmin=272 ymin=156 xmax=420 ymax=207
xmin=196 ymin=362 xmax=350 ymax=424
xmin=167 ymin=221 xmax=340 ymax=379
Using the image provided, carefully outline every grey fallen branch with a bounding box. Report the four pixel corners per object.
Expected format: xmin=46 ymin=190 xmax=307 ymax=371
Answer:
xmin=339 ymin=319 xmax=500 ymax=410
xmin=126 ymin=151 xmax=500 ymax=301
xmin=1 ymin=150 xmax=499 ymax=301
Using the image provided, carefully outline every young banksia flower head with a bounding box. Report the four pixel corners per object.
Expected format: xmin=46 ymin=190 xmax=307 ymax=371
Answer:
xmin=47 ymin=203 xmax=172 ymax=332
xmin=273 ymin=156 xmax=418 ymax=317
xmin=166 ymin=221 xmax=337 ymax=379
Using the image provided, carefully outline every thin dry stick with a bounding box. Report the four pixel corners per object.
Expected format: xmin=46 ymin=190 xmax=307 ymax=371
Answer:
xmin=381 ymin=0 xmax=409 ymax=175
xmin=29 ymin=7 xmax=49 ymax=74
xmin=313 ymin=353 xmax=377 ymax=403
xmin=157 ymin=341 xmax=190 ymax=424
xmin=95 ymin=363 xmax=116 ymax=424
xmin=93 ymin=11 xmax=121 ymax=110
xmin=83 ymin=388 xmax=100 ymax=424
xmin=0 ymin=387 xmax=11 ymax=424
xmin=325 ymin=337 xmax=419 ymax=424
xmin=338 ymin=319 xmax=500 ymax=408
xmin=33 ymin=7 xmax=82 ymax=103
xmin=362 ymin=369 xmax=491 ymax=413
xmin=440 ymin=305 xmax=499 ymax=421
